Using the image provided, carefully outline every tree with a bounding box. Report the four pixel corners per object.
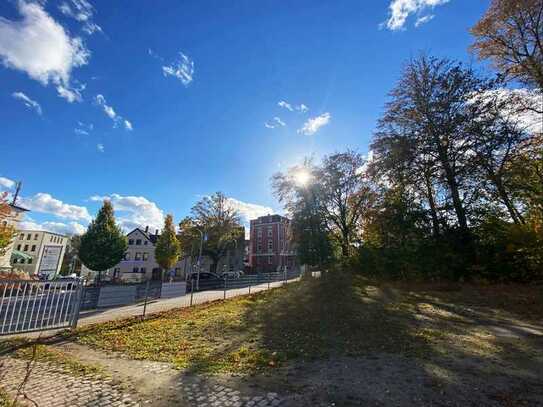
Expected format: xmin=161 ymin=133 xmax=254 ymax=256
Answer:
xmin=79 ymin=200 xmax=127 ymax=282
xmin=155 ymin=214 xmax=181 ymax=277
xmin=178 ymin=192 xmax=244 ymax=274
xmin=60 ymin=235 xmax=81 ymax=275
xmin=0 ymin=192 xmax=16 ymax=257
xmin=471 ymin=0 xmax=543 ymax=88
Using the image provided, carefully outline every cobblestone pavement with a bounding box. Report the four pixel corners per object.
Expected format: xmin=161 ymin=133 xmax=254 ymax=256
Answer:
xmin=0 ymin=357 xmax=146 ymax=406
xmin=176 ymin=376 xmax=284 ymax=407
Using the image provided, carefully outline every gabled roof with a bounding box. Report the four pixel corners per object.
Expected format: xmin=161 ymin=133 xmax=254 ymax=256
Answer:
xmin=126 ymin=227 xmax=159 ymax=245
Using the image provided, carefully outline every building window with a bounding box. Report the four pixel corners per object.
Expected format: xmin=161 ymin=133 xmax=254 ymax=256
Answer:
xmin=27 ymin=234 xmax=31 ymax=240
xmin=257 ymin=229 xmax=262 ymax=238
xmin=135 ymin=252 xmax=142 ymax=261
xmin=268 ymin=240 xmax=273 ymax=251
xmin=16 ymin=244 xmax=21 ymax=251
xmin=19 ymin=233 xmax=24 ymax=240
xmin=31 ymin=245 xmax=36 ymax=252
xmin=34 ymin=234 xmax=38 ymax=240
xmin=257 ymin=244 xmax=262 ymax=253
xmin=140 ymin=267 xmax=146 ymax=274
xmin=142 ymin=252 xmax=148 ymax=261
xmin=19 ymin=259 xmax=25 ymax=264
xmin=136 ymin=239 xmax=142 ymax=245
xmin=28 ymin=258 xmax=32 ymax=264
xmin=124 ymin=252 xmax=131 ymax=260
xmin=128 ymin=239 xmax=134 ymax=245
xmin=144 ymin=241 xmax=148 ymax=245
xmin=268 ymin=256 xmax=273 ymax=264
xmin=23 ymin=244 xmax=29 ymax=251
xmin=267 ymin=227 xmax=273 ymax=237
xmin=133 ymin=267 xmax=139 ymax=273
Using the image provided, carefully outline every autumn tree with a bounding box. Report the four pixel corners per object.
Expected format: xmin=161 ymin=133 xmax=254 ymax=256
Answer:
xmin=471 ymin=0 xmax=543 ymax=88
xmin=155 ymin=214 xmax=181 ymax=277
xmin=178 ymin=192 xmax=244 ymax=274
xmin=79 ymin=200 xmax=127 ymax=282
xmin=0 ymin=192 xmax=16 ymax=257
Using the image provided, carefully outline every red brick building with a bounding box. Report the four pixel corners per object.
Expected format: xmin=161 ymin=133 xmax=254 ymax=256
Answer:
xmin=249 ymin=214 xmax=297 ymax=272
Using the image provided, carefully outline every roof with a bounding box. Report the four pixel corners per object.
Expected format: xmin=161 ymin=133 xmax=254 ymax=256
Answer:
xmin=127 ymin=227 xmax=159 ymax=245
xmin=18 ymin=229 xmax=67 ymax=238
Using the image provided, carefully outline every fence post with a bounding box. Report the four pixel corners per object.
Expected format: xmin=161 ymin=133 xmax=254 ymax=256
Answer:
xmin=223 ymin=274 xmax=227 ymax=300
xmin=190 ymin=279 xmax=194 ymax=306
xmin=71 ymin=279 xmax=85 ymax=329
xmin=142 ymin=279 xmax=150 ymax=319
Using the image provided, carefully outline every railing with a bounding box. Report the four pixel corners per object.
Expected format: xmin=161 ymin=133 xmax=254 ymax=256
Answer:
xmin=0 ymin=279 xmax=84 ymax=336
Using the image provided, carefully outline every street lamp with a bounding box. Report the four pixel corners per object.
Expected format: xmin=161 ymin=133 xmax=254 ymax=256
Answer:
xmin=196 ymin=228 xmax=206 ymax=290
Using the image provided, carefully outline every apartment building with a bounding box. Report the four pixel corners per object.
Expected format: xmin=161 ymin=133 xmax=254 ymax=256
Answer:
xmin=81 ymin=226 xmax=245 ymax=282
xmin=0 ymin=203 xmax=29 ymax=272
xmin=249 ymin=214 xmax=296 ymax=272
xmin=10 ymin=230 xmax=67 ymax=278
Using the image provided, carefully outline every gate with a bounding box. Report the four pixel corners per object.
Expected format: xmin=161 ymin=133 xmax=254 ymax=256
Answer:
xmin=0 ymin=279 xmax=84 ymax=335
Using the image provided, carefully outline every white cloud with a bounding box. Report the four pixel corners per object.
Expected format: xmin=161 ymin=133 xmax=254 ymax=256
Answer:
xmin=278 ymin=101 xmax=293 ymax=111
xmin=384 ymin=0 xmax=449 ymax=31
xmin=96 ymin=143 xmax=104 ymax=152
xmin=415 ymin=14 xmax=434 ymax=27
xmin=162 ymin=52 xmax=194 ymax=86
xmin=296 ymin=104 xmax=309 ymax=113
xmin=0 ymin=176 xmax=16 ymax=189
xmin=12 ymin=91 xmax=42 ymax=115
xmin=19 ymin=217 xmax=86 ymax=236
xmin=298 ymin=112 xmax=331 ymax=135
xmin=226 ymin=198 xmax=275 ymax=238
xmin=0 ymin=1 xmax=90 ymax=102
xmin=74 ymin=121 xmax=93 ymax=135
xmin=94 ymin=94 xmax=133 ymax=130
xmin=264 ymin=116 xmax=286 ymax=129
xmin=19 ymin=193 xmax=92 ymax=222
xmin=59 ymin=0 xmax=102 ymax=35
xmin=90 ymin=194 xmax=165 ymax=232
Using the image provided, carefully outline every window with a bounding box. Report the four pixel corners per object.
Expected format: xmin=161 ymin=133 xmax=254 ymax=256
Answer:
xmin=268 ymin=256 xmax=273 ymax=264
xmin=268 ymin=240 xmax=273 ymax=251
xmin=34 ymin=234 xmax=38 ymax=240
xmin=267 ymin=227 xmax=273 ymax=237
xmin=19 ymin=259 xmax=25 ymax=264
xmin=257 ymin=229 xmax=262 ymax=238
xmin=28 ymin=258 xmax=32 ymax=264
xmin=26 ymin=234 xmax=31 ymax=240
xmin=257 ymin=244 xmax=262 ymax=253
xmin=144 ymin=241 xmax=148 ymax=245
xmin=128 ymin=239 xmax=134 ymax=245
xmin=142 ymin=252 xmax=148 ymax=261
xmin=31 ymin=245 xmax=36 ymax=252
xmin=23 ymin=244 xmax=28 ymax=251
xmin=140 ymin=267 xmax=146 ymax=274
xmin=133 ymin=267 xmax=139 ymax=273
xmin=19 ymin=233 xmax=24 ymax=240
xmin=135 ymin=252 xmax=142 ymax=261
xmin=16 ymin=244 xmax=21 ymax=251
xmin=124 ymin=252 xmax=131 ymax=260
xmin=136 ymin=239 xmax=142 ymax=245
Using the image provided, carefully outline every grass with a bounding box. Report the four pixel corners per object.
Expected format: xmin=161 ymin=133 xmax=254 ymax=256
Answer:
xmin=0 ymin=389 xmax=15 ymax=407
xmin=72 ymin=273 xmax=543 ymax=374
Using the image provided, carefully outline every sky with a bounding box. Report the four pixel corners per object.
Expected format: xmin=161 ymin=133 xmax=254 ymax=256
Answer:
xmin=0 ymin=0 xmax=491 ymax=236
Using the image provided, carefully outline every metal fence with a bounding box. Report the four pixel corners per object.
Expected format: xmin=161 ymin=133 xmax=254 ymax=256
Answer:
xmin=0 ymin=279 xmax=84 ymax=336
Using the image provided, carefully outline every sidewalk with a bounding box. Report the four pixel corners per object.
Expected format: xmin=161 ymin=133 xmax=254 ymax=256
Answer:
xmin=2 ymin=278 xmax=298 ymax=339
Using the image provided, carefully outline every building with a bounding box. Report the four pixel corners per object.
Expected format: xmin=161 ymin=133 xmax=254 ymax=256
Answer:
xmin=0 ymin=203 xmax=29 ymax=272
xmin=249 ymin=214 xmax=296 ymax=272
xmin=10 ymin=230 xmax=67 ymax=278
xmin=81 ymin=226 xmax=245 ymax=283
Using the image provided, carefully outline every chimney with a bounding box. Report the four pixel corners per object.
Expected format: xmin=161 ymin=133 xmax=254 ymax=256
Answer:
xmin=155 ymin=229 xmax=159 ymax=235
xmin=145 ymin=226 xmax=149 ymax=233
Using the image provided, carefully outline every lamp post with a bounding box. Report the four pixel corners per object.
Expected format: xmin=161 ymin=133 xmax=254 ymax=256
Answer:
xmin=196 ymin=229 xmax=205 ymax=291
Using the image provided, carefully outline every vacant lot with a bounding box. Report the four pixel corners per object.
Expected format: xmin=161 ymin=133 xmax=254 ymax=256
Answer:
xmin=2 ymin=273 xmax=543 ymax=406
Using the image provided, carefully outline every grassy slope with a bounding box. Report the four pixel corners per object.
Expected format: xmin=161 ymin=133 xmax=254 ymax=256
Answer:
xmin=72 ymin=273 xmax=543 ymax=374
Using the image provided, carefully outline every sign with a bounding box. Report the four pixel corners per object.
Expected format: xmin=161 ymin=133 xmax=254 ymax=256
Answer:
xmin=39 ymin=245 xmax=62 ymax=274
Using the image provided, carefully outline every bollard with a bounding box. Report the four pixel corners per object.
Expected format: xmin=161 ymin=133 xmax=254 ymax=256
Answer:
xmin=142 ymin=279 xmax=150 ymax=319
xmin=190 ymin=279 xmax=194 ymax=306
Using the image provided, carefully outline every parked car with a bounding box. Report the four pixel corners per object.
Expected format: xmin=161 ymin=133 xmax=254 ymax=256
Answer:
xmin=186 ymin=271 xmax=224 ymax=292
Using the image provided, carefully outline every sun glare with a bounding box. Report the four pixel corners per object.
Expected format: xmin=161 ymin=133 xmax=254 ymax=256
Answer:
xmin=294 ymin=169 xmax=312 ymax=187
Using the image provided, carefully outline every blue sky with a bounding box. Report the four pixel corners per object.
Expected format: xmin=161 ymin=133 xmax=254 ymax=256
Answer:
xmin=0 ymin=0 xmax=491 ymax=236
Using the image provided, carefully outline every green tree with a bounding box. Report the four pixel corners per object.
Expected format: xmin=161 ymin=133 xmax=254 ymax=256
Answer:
xmin=79 ymin=200 xmax=127 ymax=282
xmin=178 ymin=192 xmax=244 ymax=274
xmin=155 ymin=214 xmax=181 ymax=277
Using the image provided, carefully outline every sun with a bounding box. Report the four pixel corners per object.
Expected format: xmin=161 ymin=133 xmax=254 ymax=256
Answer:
xmin=294 ymin=169 xmax=312 ymax=187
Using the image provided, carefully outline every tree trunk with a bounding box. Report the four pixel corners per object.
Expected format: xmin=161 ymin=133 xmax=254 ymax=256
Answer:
xmin=424 ymin=171 xmax=440 ymax=237
xmin=492 ymin=175 xmax=525 ymax=225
